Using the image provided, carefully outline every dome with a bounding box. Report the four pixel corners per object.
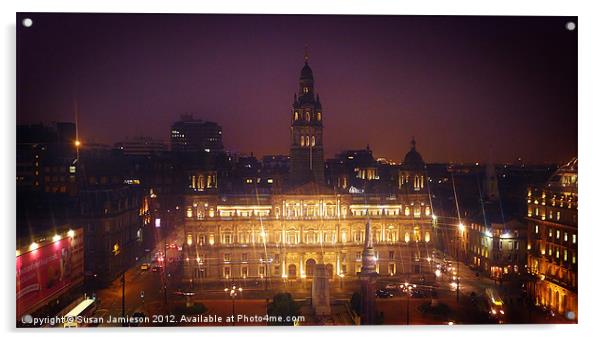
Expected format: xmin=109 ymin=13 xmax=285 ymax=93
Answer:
xmin=402 ymin=138 xmax=425 ymax=169
xmin=300 ymin=62 xmax=313 ymax=80
xmin=546 ymin=157 xmax=577 ymax=193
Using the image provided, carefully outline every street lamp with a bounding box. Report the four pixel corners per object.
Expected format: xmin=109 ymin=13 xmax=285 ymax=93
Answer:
xmin=400 ymin=282 xmax=417 ymax=325
xmin=224 ymin=285 xmax=243 ymax=326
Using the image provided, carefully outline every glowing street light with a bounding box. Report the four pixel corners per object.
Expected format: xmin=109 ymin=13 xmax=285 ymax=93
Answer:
xmin=225 ymin=285 xmax=243 ymax=326
xmin=29 ymin=242 xmax=39 ymax=251
xmin=74 ymin=140 xmax=81 ymax=147
xmin=458 ymin=223 xmax=465 ymax=232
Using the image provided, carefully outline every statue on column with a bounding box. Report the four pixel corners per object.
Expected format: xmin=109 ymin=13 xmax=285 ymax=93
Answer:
xmin=312 ymin=251 xmax=331 ymax=316
xmin=359 ymin=219 xmax=378 ymax=324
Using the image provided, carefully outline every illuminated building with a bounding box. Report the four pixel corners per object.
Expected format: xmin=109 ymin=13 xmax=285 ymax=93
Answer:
xmin=466 ymin=208 xmax=526 ymax=279
xmin=526 ymin=158 xmax=577 ymax=320
xmin=182 ymin=56 xmax=434 ymax=285
xmin=289 ymin=53 xmax=325 ymax=185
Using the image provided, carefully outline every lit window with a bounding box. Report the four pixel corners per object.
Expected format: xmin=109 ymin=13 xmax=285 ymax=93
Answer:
xmin=306 ymin=112 xmax=310 ymax=121
xmin=300 ymin=135 xmax=305 ymax=146
xmin=294 ymin=112 xmax=299 ymax=120
xmin=224 ymin=253 xmax=231 ymax=262
xmin=564 ymin=232 xmax=568 ymax=242
xmin=317 ymin=112 xmax=321 ymax=121
xmin=572 ymin=234 xmax=577 ymax=244
xmin=556 ymin=230 xmax=560 ymax=239
xmin=305 ymin=136 xmax=310 ymax=146
xmin=311 ymin=136 xmax=316 ymax=146
xmin=535 ymin=225 xmax=539 ymax=234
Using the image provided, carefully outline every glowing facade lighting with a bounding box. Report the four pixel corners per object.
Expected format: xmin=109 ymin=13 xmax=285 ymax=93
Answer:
xmin=29 ymin=242 xmax=39 ymax=251
xmin=67 ymin=229 xmax=75 ymax=238
xmin=52 ymin=234 xmax=61 ymax=242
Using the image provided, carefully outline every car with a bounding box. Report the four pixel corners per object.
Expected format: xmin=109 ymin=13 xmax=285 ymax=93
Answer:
xmin=151 ymin=265 xmax=163 ymax=272
xmin=375 ymin=289 xmax=394 ymax=298
xmin=385 ymin=283 xmax=398 ymax=290
xmin=410 ymin=289 xmax=428 ymax=298
xmin=140 ymin=263 xmax=150 ymax=271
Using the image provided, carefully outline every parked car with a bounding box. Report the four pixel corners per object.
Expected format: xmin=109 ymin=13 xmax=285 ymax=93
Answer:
xmin=140 ymin=263 xmax=150 ymax=271
xmin=385 ymin=283 xmax=399 ymax=290
xmin=376 ymin=289 xmax=394 ymax=298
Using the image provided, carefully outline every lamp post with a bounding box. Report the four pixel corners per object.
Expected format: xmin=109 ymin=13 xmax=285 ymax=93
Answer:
xmin=224 ymin=285 xmax=242 ymax=326
xmin=457 ymin=222 xmax=465 ymax=303
xmin=400 ymin=282 xmax=416 ymax=325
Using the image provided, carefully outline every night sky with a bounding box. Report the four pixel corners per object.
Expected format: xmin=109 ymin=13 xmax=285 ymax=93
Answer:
xmin=17 ymin=13 xmax=577 ymax=164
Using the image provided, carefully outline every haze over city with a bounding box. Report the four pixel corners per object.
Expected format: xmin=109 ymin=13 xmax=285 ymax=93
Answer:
xmin=17 ymin=14 xmax=577 ymax=163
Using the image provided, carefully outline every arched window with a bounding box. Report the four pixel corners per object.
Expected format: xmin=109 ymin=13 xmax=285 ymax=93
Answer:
xmin=294 ymin=112 xmax=299 ymax=120
xmin=300 ymin=135 xmax=305 ymax=146
xmin=317 ymin=112 xmax=321 ymax=121
xmin=306 ymin=112 xmax=311 ymax=121
xmin=305 ymin=136 xmax=310 ymax=146
xmin=311 ymin=136 xmax=316 ymax=146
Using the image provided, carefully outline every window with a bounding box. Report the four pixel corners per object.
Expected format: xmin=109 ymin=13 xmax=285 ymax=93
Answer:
xmin=242 ymin=253 xmax=248 ymax=262
xmin=294 ymin=111 xmax=299 ymax=120
xmin=224 ymin=253 xmax=231 ymax=262
xmin=389 ymin=251 xmax=395 ymax=260
xmin=300 ymin=135 xmax=305 ymax=146
xmin=306 ymin=112 xmax=310 ymax=121
xmin=317 ymin=112 xmax=321 ymax=121
xmin=572 ymin=234 xmax=577 ymax=244
xmin=564 ymin=232 xmax=568 ymax=242
xmin=305 ymin=136 xmax=310 ymax=146
xmin=556 ymin=211 xmax=561 ymax=220
xmin=556 ymin=230 xmax=560 ymax=239
xmin=223 ymin=266 xmax=231 ymax=278
xmin=356 ymin=252 xmax=362 ymax=261
xmin=241 ymin=266 xmax=248 ymax=278
xmin=311 ymin=136 xmax=316 ymax=146
xmin=535 ymin=225 xmax=539 ymax=234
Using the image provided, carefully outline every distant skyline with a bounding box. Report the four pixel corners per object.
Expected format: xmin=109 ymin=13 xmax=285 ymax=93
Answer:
xmin=17 ymin=14 xmax=577 ymax=163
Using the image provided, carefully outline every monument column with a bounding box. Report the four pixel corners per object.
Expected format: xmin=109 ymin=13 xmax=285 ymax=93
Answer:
xmin=359 ymin=220 xmax=378 ymax=325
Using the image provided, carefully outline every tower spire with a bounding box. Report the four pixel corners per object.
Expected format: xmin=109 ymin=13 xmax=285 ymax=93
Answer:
xmin=304 ymin=44 xmax=309 ymax=63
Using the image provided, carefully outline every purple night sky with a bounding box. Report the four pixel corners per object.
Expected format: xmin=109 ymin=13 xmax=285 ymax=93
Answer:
xmin=16 ymin=14 xmax=577 ymax=164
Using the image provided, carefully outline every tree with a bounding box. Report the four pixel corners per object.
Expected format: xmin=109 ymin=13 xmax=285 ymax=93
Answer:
xmin=267 ymin=293 xmax=300 ymax=326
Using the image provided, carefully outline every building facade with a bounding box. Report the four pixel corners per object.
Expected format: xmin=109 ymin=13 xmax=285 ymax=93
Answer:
xmin=182 ymin=189 xmax=435 ymax=284
xmin=526 ymin=158 xmax=577 ymax=319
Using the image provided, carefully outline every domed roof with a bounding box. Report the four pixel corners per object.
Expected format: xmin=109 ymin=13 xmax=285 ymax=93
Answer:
xmin=402 ymin=138 xmax=425 ymax=169
xmin=546 ymin=157 xmax=577 ymax=193
xmin=300 ymin=62 xmax=313 ymax=80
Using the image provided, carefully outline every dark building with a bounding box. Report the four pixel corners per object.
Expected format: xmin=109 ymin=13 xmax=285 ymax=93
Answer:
xmin=289 ymin=55 xmax=325 ymax=185
xmin=17 ymin=122 xmax=78 ymax=195
xmin=170 ymin=115 xmax=224 ymax=154
xmin=77 ymin=152 xmax=153 ymax=287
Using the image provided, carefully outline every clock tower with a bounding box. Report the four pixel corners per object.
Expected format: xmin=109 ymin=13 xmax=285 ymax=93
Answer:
xmin=289 ymin=51 xmax=325 ymax=185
